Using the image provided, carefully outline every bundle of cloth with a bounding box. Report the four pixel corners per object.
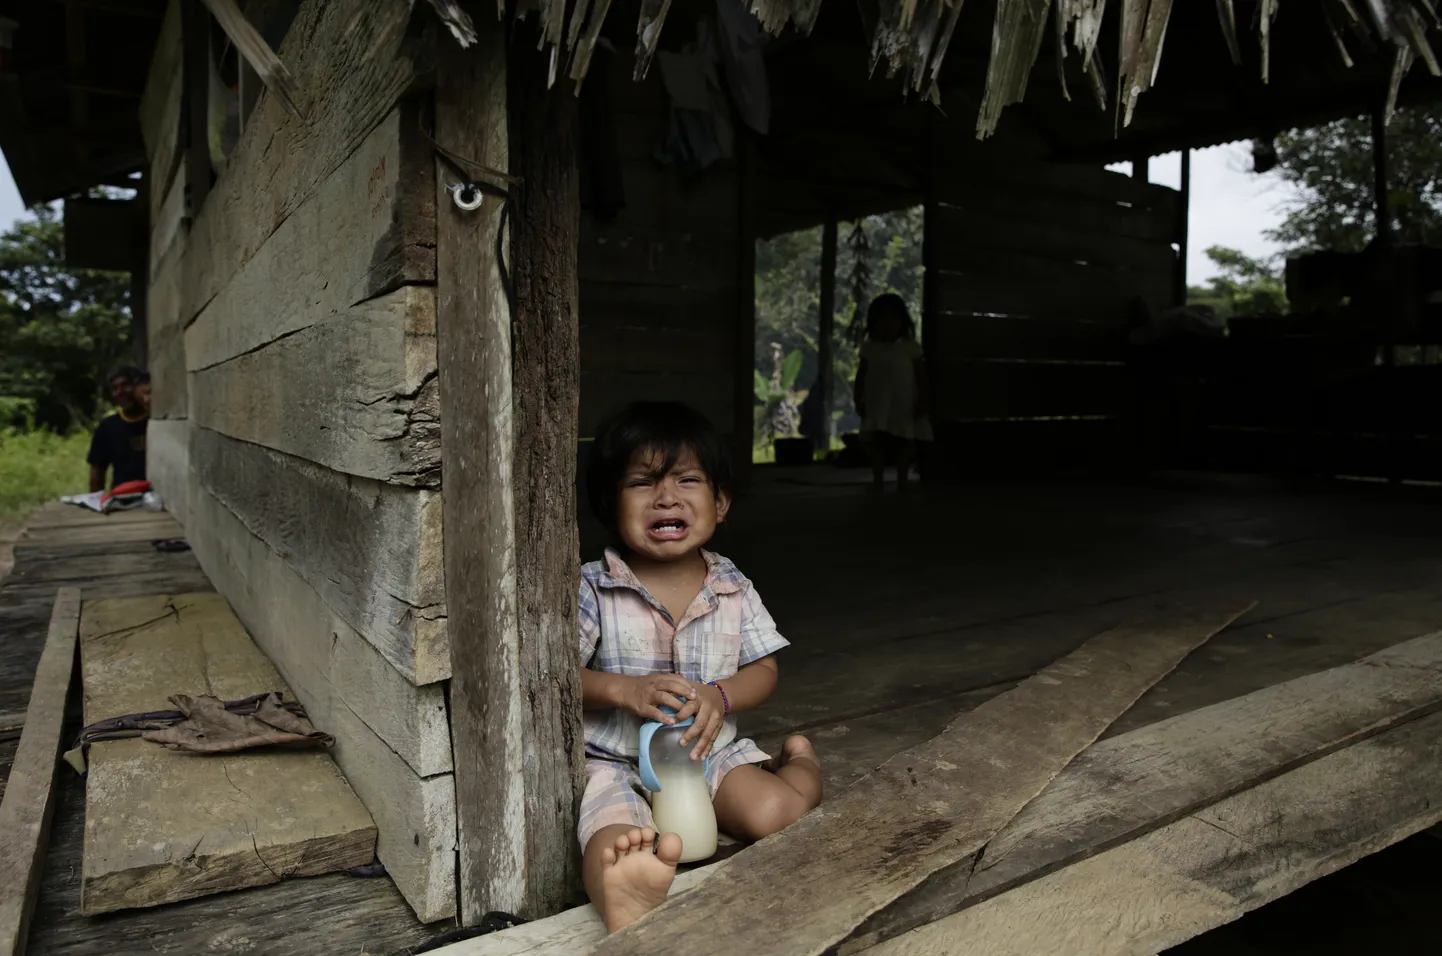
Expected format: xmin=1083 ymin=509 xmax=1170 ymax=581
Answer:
xmin=61 ymin=479 xmax=158 ymax=514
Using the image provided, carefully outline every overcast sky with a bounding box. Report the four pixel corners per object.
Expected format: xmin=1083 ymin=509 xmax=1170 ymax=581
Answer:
xmin=0 ymin=144 xmax=1296 ymax=284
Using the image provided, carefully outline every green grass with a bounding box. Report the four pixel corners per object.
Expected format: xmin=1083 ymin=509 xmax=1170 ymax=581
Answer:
xmin=0 ymin=429 xmax=92 ymax=524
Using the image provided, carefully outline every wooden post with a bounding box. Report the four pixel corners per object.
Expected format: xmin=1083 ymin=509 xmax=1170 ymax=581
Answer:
xmin=435 ymin=18 xmax=584 ymax=923
xmin=734 ymin=130 xmax=758 ymax=489
xmin=920 ymin=113 xmax=940 ymax=473
xmin=1372 ymin=104 xmax=1391 ymax=247
xmin=1132 ymin=153 xmax=1148 ymax=182
xmin=1174 ymin=149 xmax=1191 ymax=307
xmin=180 ymin=0 xmax=211 ymax=214
xmin=816 ymin=214 xmax=838 ymax=451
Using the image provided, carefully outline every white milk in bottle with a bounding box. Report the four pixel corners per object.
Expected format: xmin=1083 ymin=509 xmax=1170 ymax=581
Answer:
xmin=645 ymin=725 xmax=718 ymax=863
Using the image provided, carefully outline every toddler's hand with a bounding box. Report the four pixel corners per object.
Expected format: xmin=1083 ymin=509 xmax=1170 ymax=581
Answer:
xmin=622 ymin=674 xmax=696 ymax=724
xmin=675 ymin=682 xmax=727 ymax=762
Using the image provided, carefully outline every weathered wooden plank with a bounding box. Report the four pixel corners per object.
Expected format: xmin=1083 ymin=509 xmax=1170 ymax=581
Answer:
xmin=436 ymin=15 xmax=585 ymax=923
xmin=149 ymin=148 xmax=188 ymax=281
xmin=931 ymin=313 xmax=1129 ymax=363
xmin=934 ymin=265 xmax=1171 ymax=323
xmin=184 ymin=102 xmax=436 ymax=372
xmin=183 ymin=461 xmax=447 ymax=767
xmin=138 ymin=0 xmax=181 ymax=158
xmin=841 ymin=630 xmax=1442 ymax=952
xmin=933 ymin=202 xmax=1177 ymax=275
xmin=180 ymin=0 xmax=429 ymax=325
xmin=580 ymin=283 xmax=736 ymax=373
xmin=185 ymin=485 xmax=457 ymax=922
xmin=147 ymin=232 xmax=188 ymax=422
xmin=865 ymin=711 xmax=1442 ymax=956
xmin=930 ymin=360 xmax=1131 ymax=421
xmin=592 ymin=604 xmax=1250 ymax=956
xmin=191 ymin=425 xmax=448 ymax=687
xmin=580 ymin=370 xmax=734 ymax=439
xmin=189 ymin=285 xmax=440 ymax=486
xmin=0 ymin=588 xmax=80 ymax=956
xmin=579 ymin=222 xmax=736 ymax=289
xmin=146 ymin=418 xmax=190 ymax=529
xmin=78 ymin=593 xmax=377 ymax=915
xmin=507 ymin=31 xmax=587 ymax=920
xmin=434 ymin=18 xmax=524 ymax=924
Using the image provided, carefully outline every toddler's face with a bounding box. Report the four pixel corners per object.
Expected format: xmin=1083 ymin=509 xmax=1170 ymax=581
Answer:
xmin=615 ymin=446 xmax=729 ymax=563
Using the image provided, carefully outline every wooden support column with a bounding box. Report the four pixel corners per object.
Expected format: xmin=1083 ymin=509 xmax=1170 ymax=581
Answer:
xmin=180 ymin=0 xmax=211 ymax=214
xmin=1132 ymin=153 xmax=1148 ymax=182
xmin=436 ymin=14 xmax=584 ymax=925
xmin=816 ymin=214 xmax=838 ymax=451
xmin=1174 ymin=149 xmax=1191 ymax=307
xmin=734 ymin=130 xmax=758 ymax=490
xmin=920 ymin=112 xmax=940 ymax=469
xmin=1372 ymin=105 xmax=1391 ymax=246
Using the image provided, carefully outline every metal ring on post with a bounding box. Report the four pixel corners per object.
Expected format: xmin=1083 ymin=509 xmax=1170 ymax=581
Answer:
xmin=448 ymin=182 xmax=485 ymax=211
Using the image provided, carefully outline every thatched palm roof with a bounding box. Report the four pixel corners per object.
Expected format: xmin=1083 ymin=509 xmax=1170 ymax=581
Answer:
xmin=422 ymin=0 xmax=1441 ymax=137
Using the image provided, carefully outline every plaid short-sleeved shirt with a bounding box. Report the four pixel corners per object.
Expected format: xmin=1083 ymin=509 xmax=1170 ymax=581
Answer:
xmin=579 ymin=548 xmax=790 ymax=762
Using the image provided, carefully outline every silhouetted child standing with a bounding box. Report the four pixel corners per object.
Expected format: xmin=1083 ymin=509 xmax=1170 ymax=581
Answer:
xmin=853 ymin=294 xmax=931 ymax=487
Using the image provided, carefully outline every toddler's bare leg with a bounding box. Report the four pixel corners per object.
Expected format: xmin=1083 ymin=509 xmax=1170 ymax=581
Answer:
xmin=583 ymin=824 xmax=683 ymax=933
xmin=713 ymin=736 xmax=823 ymax=842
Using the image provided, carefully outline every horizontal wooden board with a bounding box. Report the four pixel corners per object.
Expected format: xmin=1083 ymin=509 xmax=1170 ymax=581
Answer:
xmin=146 ymin=418 xmax=190 ymax=530
xmin=934 ymin=202 xmax=1177 ymax=275
xmin=581 ymin=370 xmax=734 ymax=438
xmin=931 ymin=313 xmax=1129 ymax=363
xmin=580 ymin=281 xmax=738 ymax=371
xmin=867 ymin=711 xmax=1442 ymax=955
xmin=934 ymin=263 xmax=1172 ymax=323
xmin=180 ymin=0 xmax=429 ymax=325
xmin=190 ymin=285 xmax=440 ymax=486
xmin=78 ymin=594 xmax=376 ymax=915
xmin=191 ymin=425 xmax=448 ymax=688
xmin=185 ymin=102 xmax=435 ymax=370
xmin=927 ymin=418 xmax=1131 ymax=476
xmin=931 ymin=359 xmax=1132 ymax=420
xmin=935 ymin=185 xmax=1176 ymax=245
xmin=187 ymin=482 xmax=457 ymax=922
xmin=580 ymin=221 xmax=737 ymax=290
xmin=149 ymin=163 xmax=187 ymax=284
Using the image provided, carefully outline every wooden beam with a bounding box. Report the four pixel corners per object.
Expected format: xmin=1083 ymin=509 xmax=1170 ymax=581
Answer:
xmin=866 ymin=711 xmax=1442 ymax=955
xmin=506 ymin=30 xmax=587 ymax=919
xmin=0 ymin=588 xmax=81 ymax=956
xmin=591 ymin=603 xmax=1251 ymax=956
xmin=1175 ymin=148 xmax=1190 ymax=307
xmin=734 ymin=129 xmax=759 ymax=490
xmin=436 ymin=14 xmax=585 ymax=923
xmin=1371 ymin=102 xmax=1391 ymax=246
xmin=179 ymin=0 xmax=211 ymax=215
xmin=816 ymin=214 xmax=838 ymax=449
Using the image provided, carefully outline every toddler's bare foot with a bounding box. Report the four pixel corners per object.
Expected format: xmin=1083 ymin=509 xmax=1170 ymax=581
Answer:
xmin=763 ymin=734 xmax=820 ymax=773
xmin=600 ymin=827 xmax=681 ymax=933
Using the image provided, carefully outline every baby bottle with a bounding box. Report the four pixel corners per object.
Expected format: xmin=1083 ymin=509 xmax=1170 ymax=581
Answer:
xmin=638 ymin=709 xmax=718 ymax=863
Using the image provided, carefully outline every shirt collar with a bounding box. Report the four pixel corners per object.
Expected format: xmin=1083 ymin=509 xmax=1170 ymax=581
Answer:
xmin=598 ymin=547 xmax=746 ymax=598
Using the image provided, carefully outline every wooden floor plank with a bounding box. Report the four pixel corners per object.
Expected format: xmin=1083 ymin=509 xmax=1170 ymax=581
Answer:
xmin=0 ymin=588 xmax=81 ymax=956
xmin=866 ymin=710 xmax=1442 ymax=955
xmin=78 ymin=594 xmax=377 ymax=914
xmin=841 ymin=629 xmax=1442 ymax=950
xmin=589 ymin=603 xmax=1251 ymax=956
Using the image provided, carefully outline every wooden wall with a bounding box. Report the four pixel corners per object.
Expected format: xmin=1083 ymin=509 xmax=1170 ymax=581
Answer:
xmin=139 ymin=0 xmax=455 ymax=923
xmin=576 ymin=50 xmax=743 ymax=442
xmin=927 ymin=144 xmax=1180 ymax=472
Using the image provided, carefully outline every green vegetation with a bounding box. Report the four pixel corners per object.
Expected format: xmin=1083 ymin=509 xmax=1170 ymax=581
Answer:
xmin=0 ymin=428 xmax=90 ymax=523
xmin=1186 ymin=246 xmax=1288 ymax=319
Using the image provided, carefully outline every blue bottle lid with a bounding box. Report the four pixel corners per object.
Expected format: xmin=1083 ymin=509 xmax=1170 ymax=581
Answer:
xmin=637 ymin=706 xmax=711 ymax=792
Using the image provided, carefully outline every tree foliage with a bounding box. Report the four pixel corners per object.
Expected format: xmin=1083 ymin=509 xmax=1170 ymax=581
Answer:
xmin=1186 ymin=246 xmax=1287 ymax=319
xmin=1268 ymin=104 xmax=1442 ymax=253
xmin=0 ymin=203 xmax=133 ymax=432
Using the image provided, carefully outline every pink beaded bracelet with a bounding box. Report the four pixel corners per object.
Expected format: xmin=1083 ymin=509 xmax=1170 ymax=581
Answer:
xmin=707 ymin=680 xmax=730 ymax=715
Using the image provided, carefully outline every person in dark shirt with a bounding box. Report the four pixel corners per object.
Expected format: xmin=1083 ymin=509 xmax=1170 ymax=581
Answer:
xmin=88 ymin=366 xmax=149 ymax=492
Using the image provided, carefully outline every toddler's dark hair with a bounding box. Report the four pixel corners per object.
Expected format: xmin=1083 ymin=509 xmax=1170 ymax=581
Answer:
xmin=586 ymin=401 xmax=733 ymax=530
xmin=865 ymin=293 xmax=915 ymax=340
